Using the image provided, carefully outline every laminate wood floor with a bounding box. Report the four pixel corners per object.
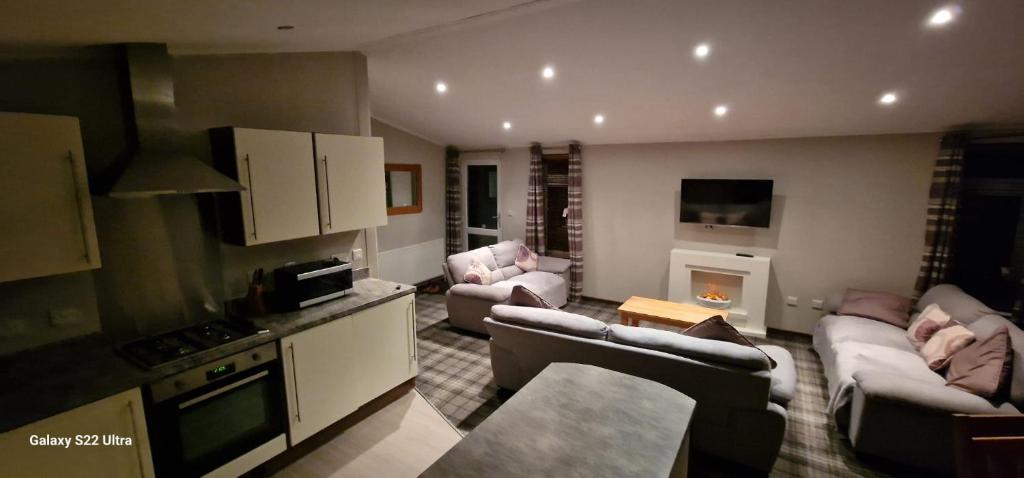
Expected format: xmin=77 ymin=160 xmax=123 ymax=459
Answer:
xmin=273 ymin=390 xmax=462 ymax=478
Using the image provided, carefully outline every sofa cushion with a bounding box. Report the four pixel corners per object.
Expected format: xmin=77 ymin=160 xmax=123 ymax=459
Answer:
xmin=916 ymin=284 xmax=995 ymax=324
xmin=761 ymin=345 xmax=797 ymax=406
xmin=447 ymin=247 xmax=499 ymax=285
xmin=921 ymin=324 xmax=975 ymax=370
xmin=946 ymin=326 xmax=1012 ymax=399
xmin=608 ymin=324 xmax=771 ymax=371
xmin=509 ymin=285 xmax=557 ymax=309
xmin=489 ymin=305 xmax=608 ymax=339
xmin=968 ymin=315 xmax=1024 ymax=408
xmin=502 ymin=271 xmax=568 ymax=307
xmin=464 ymin=258 xmax=493 ymax=285
xmin=827 ymin=341 xmax=946 ymax=421
xmin=837 ymin=289 xmax=913 ymax=328
xmin=683 ymin=316 xmax=777 ymax=368
xmin=514 ymin=243 xmax=539 ymax=272
xmin=489 ymin=239 xmax=523 ymax=268
xmin=815 ymin=314 xmax=917 ymax=353
xmin=907 ymin=304 xmax=952 ymax=349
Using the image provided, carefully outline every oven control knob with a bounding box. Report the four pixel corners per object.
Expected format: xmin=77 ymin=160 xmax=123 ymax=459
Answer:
xmin=173 ymin=380 xmax=185 ymax=391
xmin=251 ymin=352 xmax=261 ymax=361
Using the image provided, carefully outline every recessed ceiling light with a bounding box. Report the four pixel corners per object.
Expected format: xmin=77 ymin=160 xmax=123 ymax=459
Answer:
xmin=435 ymin=81 xmax=447 ymax=94
xmin=593 ymin=114 xmax=605 ymax=125
xmin=694 ymin=43 xmax=711 ymax=59
xmin=276 ymin=25 xmax=294 ymax=30
xmin=714 ymin=105 xmax=728 ymax=117
xmin=878 ymin=92 xmax=898 ymax=105
xmin=502 ymin=121 xmax=512 ymax=130
xmin=541 ymin=66 xmax=555 ymax=79
xmin=927 ymin=6 xmax=958 ymax=26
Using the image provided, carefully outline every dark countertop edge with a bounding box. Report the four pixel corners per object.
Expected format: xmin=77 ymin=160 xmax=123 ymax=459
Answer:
xmin=0 ymin=278 xmax=415 ymax=434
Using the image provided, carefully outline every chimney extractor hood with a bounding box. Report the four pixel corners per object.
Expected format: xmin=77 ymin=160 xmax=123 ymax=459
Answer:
xmin=109 ymin=43 xmax=243 ymax=198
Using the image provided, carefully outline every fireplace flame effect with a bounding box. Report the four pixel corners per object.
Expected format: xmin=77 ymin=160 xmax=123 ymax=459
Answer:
xmin=699 ymin=285 xmax=728 ymax=301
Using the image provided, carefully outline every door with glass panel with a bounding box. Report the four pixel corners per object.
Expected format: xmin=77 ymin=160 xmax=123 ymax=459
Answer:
xmin=462 ymin=158 xmax=501 ymax=250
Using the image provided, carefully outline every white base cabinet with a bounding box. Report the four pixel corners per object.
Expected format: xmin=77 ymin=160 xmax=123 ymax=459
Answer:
xmin=0 ymin=388 xmax=155 ymax=478
xmin=281 ymin=294 xmax=417 ymax=445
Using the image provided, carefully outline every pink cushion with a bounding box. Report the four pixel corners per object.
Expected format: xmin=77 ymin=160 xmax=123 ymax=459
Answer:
xmin=514 ymin=244 xmax=538 ymax=272
xmin=946 ymin=326 xmax=1013 ymax=399
xmin=463 ymin=258 xmax=493 ymax=285
xmin=906 ymin=304 xmax=952 ymax=349
xmin=837 ymin=288 xmax=913 ymax=328
xmin=920 ymin=324 xmax=976 ymax=370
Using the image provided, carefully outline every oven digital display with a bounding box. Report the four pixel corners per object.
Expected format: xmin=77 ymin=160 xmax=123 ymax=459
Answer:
xmin=206 ymin=363 xmax=236 ymax=381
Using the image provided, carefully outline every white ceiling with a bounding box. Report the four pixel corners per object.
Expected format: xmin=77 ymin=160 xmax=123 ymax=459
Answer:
xmin=1 ymin=0 xmax=1022 ymax=148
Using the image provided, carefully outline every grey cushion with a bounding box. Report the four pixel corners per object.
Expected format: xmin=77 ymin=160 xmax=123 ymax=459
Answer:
xmin=497 ymin=265 xmax=524 ymax=281
xmin=446 ymin=247 xmax=499 ymax=285
xmin=854 ymin=369 xmax=1020 ymax=415
xmin=916 ymin=284 xmax=994 ymax=324
xmin=815 ymin=314 xmax=916 ymax=353
xmin=502 ymin=271 xmax=568 ymax=307
xmin=607 ymin=324 xmax=771 ymax=371
xmin=488 ymin=239 xmax=523 ymax=268
xmin=762 ymin=345 xmax=796 ymax=406
xmin=537 ymin=255 xmax=571 ymax=275
xmin=969 ymin=315 xmax=1024 ymax=409
xmin=489 ymin=305 xmax=608 ymax=339
xmin=448 ymin=283 xmax=512 ymax=303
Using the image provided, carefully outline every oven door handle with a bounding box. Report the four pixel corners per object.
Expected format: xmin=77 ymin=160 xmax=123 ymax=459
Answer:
xmin=178 ymin=370 xmax=270 ymax=410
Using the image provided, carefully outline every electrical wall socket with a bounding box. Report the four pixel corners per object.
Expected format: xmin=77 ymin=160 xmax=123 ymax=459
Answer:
xmin=0 ymin=319 xmax=29 ymax=339
xmin=49 ymin=308 xmax=84 ymax=327
xmin=785 ymin=296 xmax=799 ymax=307
xmin=350 ymin=248 xmax=364 ymax=263
xmin=811 ymin=299 xmax=825 ymax=310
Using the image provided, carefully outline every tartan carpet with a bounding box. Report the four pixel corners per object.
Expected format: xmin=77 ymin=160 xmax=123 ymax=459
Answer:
xmin=414 ymin=293 xmax=890 ymax=477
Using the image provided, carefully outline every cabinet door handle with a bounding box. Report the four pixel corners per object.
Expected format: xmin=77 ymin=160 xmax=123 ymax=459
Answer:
xmin=126 ymin=400 xmax=147 ymax=478
xmin=66 ymin=151 xmax=90 ymax=262
xmin=322 ymin=156 xmax=333 ymax=229
xmin=288 ymin=342 xmax=302 ymax=422
xmin=243 ymin=154 xmax=258 ymax=240
xmin=407 ymin=300 xmax=417 ymax=363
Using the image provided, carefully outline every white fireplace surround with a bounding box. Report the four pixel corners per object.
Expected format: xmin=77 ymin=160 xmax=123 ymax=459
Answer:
xmin=668 ymin=248 xmax=771 ymax=337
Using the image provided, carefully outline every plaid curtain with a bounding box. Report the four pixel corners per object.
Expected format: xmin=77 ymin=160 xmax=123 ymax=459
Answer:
xmin=525 ymin=143 xmax=546 ymax=254
xmin=914 ymin=133 xmax=967 ymax=296
xmin=445 ymin=146 xmax=463 ymax=256
xmin=567 ymin=142 xmax=584 ymax=302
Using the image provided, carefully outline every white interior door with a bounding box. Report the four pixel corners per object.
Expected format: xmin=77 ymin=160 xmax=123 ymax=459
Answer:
xmin=461 ymin=157 xmax=501 ymax=250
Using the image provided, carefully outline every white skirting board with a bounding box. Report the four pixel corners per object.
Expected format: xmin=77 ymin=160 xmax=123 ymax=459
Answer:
xmin=378 ymin=238 xmax=445 ymax=285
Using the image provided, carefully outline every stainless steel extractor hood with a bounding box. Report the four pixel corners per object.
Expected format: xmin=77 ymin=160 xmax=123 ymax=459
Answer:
xmin=109 ymin=43 xmax=243 ymax=198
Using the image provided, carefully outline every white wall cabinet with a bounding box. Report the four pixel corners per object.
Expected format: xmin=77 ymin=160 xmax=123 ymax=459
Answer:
xmin=0 ymin=388 xmax=155 ymax=478
xmin=280 ymin=293 xmax=417 ymax=445
xmin=313 ymin=133 xmax=387 ymax=235
xmin=0 ymin=112 xmax=101 ymax=283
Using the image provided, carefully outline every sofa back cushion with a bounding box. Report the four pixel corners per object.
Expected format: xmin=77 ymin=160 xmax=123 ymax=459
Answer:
xmin=447 ymin=247 xmax=499 ymax=285
xmin=968 ymin=315 xmax=1024 ymax=408
xmin=917 ymin=284 xmax=995 ymax=324
xmin=489 ymin=305 xmax=608 ymax=339
xmin=837 ymin=289 xmax=913 ymax=328
xmin=488 ymin=239 xmax=523 ymax=268
xmin=608 ymin=324 xmax=770 ymax=371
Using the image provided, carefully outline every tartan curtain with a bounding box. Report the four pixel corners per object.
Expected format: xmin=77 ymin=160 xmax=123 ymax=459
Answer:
xmin=567 ymin=142 xmax=584 ymax=302
xmin=525 ymin=143 xmax=546 ymax=254
xmin=445 ymin=146 xmax=463 ymax=256
xmin=914 ymin=133 xmax=967 ymax=296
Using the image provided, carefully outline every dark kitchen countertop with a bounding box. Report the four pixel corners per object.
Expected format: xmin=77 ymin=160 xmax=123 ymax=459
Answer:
xmin=0 ymin=278 xmax=415 ymax=434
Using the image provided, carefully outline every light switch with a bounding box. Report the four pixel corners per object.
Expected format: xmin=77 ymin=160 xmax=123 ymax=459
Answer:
xmin=351 ymin=248 xmax=365 ymax=262
xmin=49 ymin=308 xmax=83 ymax=327
xmin=785 ymin=296 xmax=799 ymax=307
xmin=811 ymin=299 xmax=825 ymax=310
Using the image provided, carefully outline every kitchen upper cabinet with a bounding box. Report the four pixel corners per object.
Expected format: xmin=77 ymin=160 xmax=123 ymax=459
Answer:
xmin=313 ymin=133 xmax=387 ymax=234
xmin=0 ymin=112 xmax=101 ymax=283
xmin=211 ymin=127 xmax=320 ymax=245
xmin=280 ymin=294 xmax=417 ymax=445
xmin=0 ymin=388 xmax=155 ymax=478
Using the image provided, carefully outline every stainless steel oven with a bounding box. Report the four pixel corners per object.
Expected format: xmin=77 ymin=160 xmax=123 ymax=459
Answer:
xmin=144 ymin=342 xmax=286 ymax=477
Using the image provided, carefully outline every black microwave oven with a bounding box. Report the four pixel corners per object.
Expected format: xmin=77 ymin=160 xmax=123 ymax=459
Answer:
xmin=274 ymin=258 xmax=353 ymax=310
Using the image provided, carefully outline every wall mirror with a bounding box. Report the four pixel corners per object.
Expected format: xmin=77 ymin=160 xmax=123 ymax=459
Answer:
xmin=385 ymin=163 xmax=422 ymax=215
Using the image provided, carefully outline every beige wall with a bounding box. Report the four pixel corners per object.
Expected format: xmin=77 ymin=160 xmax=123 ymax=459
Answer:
xmin=498 ymin=134 xmax=939 ymax=333
xmin=372 ymin=119 xmax=446 ymax=252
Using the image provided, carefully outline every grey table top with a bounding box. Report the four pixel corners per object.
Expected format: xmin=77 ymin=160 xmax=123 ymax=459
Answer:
xmin=0 ymin=278 xmax=414 ymax=433
xmin=421 ymin=362 xmax=697 ymax=478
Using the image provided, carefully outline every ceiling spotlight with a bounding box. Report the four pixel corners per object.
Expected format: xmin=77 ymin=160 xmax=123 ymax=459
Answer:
xmin=502 ymin=121 xmax=512 ymax=130
xmin=694 ymin=43 xmax=711 ymax=59
xmin=878 ymin=92 xmax=898 ymax=105
xmin=435 ymin=81 xmax=448 ymax=94
xmin=593 ymin=114 xmax=605 ymax=125
xmin=541 ymin=66 xmax=555 ymax=79
xmin=927 ymin=7 xmax=958 ymax=26
xmin=714 ymin=105 xmax=728 ymax=117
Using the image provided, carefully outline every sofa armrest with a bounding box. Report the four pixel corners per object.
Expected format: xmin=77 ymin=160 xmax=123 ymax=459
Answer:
xmin=448 ymin=283 xmax=511 ymax=302
xmin=853 ymin=370 xmax=1011 ymax=415
xmin=537 ymin=256 xmax=571 ymax=275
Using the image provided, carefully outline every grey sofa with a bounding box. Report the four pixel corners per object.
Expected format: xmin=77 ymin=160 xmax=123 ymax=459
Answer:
xmin=484 ymin=304 xmax=796 ymax=473
xmin=443 ymin=239 xmax=570 ymax=334
xmin=813 ymin=284 xmax=1024 ymax=475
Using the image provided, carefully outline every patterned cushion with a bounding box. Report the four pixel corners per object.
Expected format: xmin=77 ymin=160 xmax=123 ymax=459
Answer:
xmin=920 ymin=324 xmax=976 ymax=370
xmin=515 ymin=244 xmax=539 ymax=272
xmin=463 ymin=258 xmax=493 ymax=285
xmin=837 ymin=288 xmax=913 ymax=328
xmin=906 ymin=304 xmax=952 ymax=350
xmin=946 ymin=326 xmax=1013 ymax=399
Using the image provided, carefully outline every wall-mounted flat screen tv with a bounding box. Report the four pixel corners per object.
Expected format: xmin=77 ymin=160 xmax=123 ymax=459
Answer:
xmin=679 ymin=179 xmax=773 ymax=228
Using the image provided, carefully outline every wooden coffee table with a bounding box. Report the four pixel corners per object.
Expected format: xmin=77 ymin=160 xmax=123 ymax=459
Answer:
xmin=617 ymin=296 xmax=728 ymax=330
